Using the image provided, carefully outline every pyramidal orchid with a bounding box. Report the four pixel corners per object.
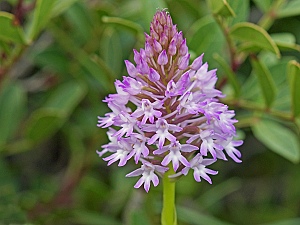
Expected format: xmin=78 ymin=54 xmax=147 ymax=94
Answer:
xmin=97 ymin=10 xmax=243 ymax=225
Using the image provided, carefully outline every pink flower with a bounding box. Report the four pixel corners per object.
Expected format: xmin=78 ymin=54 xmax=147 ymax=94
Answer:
xmin=97 ymin=10 xmax=243 ymax=192
xmin=126 ymin=161 xmax=168 ymax=192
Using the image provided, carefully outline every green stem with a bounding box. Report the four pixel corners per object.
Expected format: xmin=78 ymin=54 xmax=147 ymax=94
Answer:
xmin=223 ymin=98 xmax=293 ymax=121
xmin=258 ymin=0 xmax=287 ymax=30
xmin=161 ymin=167 xmax=177 ymax=225
xmin=0 ymin=44 xmax=26 ymax=85
xmin=101 ymin=16 xmax=145 ymax=43
xmin=214 ymin=16 xmax=237 ymax=70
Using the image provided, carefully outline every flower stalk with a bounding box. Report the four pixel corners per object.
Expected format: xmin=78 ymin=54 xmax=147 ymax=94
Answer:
xmin=162 ymin=166 xmax=177 ymax=225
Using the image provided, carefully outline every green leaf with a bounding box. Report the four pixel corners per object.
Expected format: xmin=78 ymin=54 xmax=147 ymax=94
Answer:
xmin=0 ymin=81 xmax=26 ymax=148
xmin=240 ymin=72 xmax=261 ymax=101
xmin=51 ymin=0 xmax=80 ymax=17
xmin=32 ymin=46 xmax=69 ymax=74
xmin=0 ymin=158 xmax=27 ymax=223
xmin=277 ymin=0 xmax=300 ymax=18
xmin=142 ymin=0 xmax=168 ymax=26
xmin=188 ymin=16 xmax=225 ymax=70
xmin=272 ymin=33 xmax=296 ymax=44
xmin=177 ymin=205 xmax=233 ymax=225
xmin=260 ymin=54 xmax=291 ymax=85
xmin=250 ymin=56 xmax=277 ymax=108
xmin=44 ymin=81 xmax=87 ymax=116
xmin=102 ymin=16 xmax=144 ymax=41
xmin=230 ymin=22 xmax=280 ymax=58
xmin=269 ymin=59 xmax=292 ymax=111
xmin=213 ymin=53 xmax=240 ymax=97
xmin=227 ymin=0 xmax=249 ymax=25
xmin=197 ymin=178 xmax=242 ymax=209
xmin=0 ymin=40 xmax=10 ymax=54
xmin=259 ymin=51 xmax=280 ymax=68
xmin=100 ymin=27 xmax=123 ymax=76
xmin=27 ymin=0 xmax=57 ymax=41
xmin=207 ymin=0 xmax=235 ymax=18
xmin=24 ymin=81 xmax=86 ymax=143
xmin=0 ymin=12 xmax=27 ymax=44
xmin=261 ymin=218 xmax=300 ymax=225
xmin=252 ymin=119 xmax=300 ymax=163
xmin=271 ymin=33 xmax=300 ymax=52
xmin=296 ymin=117 xmax=300 ymax=132
xmin=131 ymin=209 xmax=151 ymax=225
xmin=287 ymin=60 xmax=300 ymax=117
xmin=252 ymin=0 xmax=273 ymax=12
xmin=49 ymin=24 xmax=115 ymax=92
xmin=65 ymin=2 xmax=92 ymax=43
xmin=1 ymin=139 xmax=33 ymax=155
xmin=24 ymin=108 xmax=65 ymax=143
xmin=72 ymin=210 xmax=122 ymax=225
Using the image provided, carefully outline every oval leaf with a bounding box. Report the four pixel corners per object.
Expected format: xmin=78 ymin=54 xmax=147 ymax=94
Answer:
xmin=0 ymin=12 xmax=27 ymax=44
xmin=262 ymin=218 xmax=300 ymax=225
xmin=142 ymin=0 xmax=167 ymax=26
xmin=250 ymin=56 xmax=277 ymax=108
xmin=50 ymin=24 xmax=115 ymax=92
xmin=0 ymin=158 xmax=27 ymax=222
xmin=32 ymin=46 xmax=69 ymax=73
xmin=287 ymin=60 xmax=300 ymax=117
xmin=230 ymin=22 xmax=280 ymax=58
xmin=100 ymin=27 xmax=123 ymax=76
xmin=27 ymin=0 xmax=57 ymax=41
xmin=24 ymin=81 xmax=86 ymax=144
xmin=72 ymin=210 xmax=122 ymax=225
xmin=44 ymin=81 xmax=87 ymax=116
xmin=65 ymin=2 xmax=92 ymax=42
xmin=227 ymin=0 xmax=250 ymax=25
xmin=0 ymin=82 xmax=26 ymax=148
xmin=101 ymin=16 xmax=144 ymax=39
xmin=207 ymin=0 xmax=235 ymax=18
xmin=187 ymin=16 xmax=225 ymax=70
xmin=277 ymin=0 xmax=300 ymax=18
xmin=274 ymin=42 xmax=300 ymax=52
xmin=213 ymin=53 xmax=240 ymax=97
xmin=197 ymin=178 xmax=242 ymax=209
xmin=271 ymin=33 xmax=296 ymax=44
xmin=177 ymin=205 xmax=233 ymax=225
xmin=271 ymin=33 xmax=300 ymax=52
xmin=51 ymin=0 xmax=79 ymax=17
xmin=24 ymin=109 xmax=65 ymax=143
xmin=252 ymin=119 xmax=300 ymax=163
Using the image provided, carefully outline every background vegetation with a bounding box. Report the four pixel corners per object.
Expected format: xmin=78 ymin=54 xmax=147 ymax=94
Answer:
xmin=0 ymin=0 xmax=300 ymax=224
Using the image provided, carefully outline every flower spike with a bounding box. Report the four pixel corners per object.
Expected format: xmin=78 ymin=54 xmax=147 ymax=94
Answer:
xmin=97 ymin=10 xmax=243 ymax=192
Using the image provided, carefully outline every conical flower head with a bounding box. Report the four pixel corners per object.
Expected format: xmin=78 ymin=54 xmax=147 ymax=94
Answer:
xmin=97 ymin=10 xmax=243 ymax=192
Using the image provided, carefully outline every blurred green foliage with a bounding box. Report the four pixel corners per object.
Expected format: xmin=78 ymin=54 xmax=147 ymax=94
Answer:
xmin=0 ymin=0 xmax=300 ymax=224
